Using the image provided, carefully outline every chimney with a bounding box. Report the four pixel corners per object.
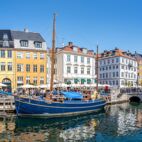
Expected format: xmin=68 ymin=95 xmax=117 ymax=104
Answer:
xmin=24 ymin=28 xmax=29 ymax=32
xmin=68 ymin=42 xmax=73 ymax=46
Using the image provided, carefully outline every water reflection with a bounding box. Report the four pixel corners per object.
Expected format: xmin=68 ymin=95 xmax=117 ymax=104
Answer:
xmin=1 ymin=103 xmax=142 ymax=142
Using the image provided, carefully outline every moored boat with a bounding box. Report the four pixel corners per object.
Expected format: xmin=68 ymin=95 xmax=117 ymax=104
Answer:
xmin=15 ymin=91 xmax=106 ymax=117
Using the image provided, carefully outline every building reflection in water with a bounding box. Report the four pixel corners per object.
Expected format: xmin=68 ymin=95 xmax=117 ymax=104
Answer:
xmin=1 ymin=103 xmax=142 ymax=141
xmin=59 ymin=119 xmax=98 ymax=141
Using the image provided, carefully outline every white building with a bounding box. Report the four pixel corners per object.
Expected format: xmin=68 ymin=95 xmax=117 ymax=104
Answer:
xmin=53 ymin=42 xmax=96 ymax=84
xmin=98 ymin=49 xmax=138 ymax=88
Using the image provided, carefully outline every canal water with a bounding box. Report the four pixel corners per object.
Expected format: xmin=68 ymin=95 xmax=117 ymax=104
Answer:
xmin=0 ymin=103 xmax=142 ymax=142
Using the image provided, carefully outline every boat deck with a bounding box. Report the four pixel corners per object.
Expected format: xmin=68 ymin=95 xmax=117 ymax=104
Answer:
xmin=0 ymin=96 xmax=15 ymax=112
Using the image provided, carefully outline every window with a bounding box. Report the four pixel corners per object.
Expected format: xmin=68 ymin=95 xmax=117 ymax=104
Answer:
xmin=67 ymin=66 xmax=71 ymax=73
xmin=81 ymin=67 xmax=84 ymax=74
xmin=83 ymin=49 xmax=87 ymax=54
xmin=17 ymin=64 xmax=23 ymax=72
xmin=104 ymin=60 xmax=106 ymax=64
xmin=116 ymin=58 xmax=119 ymax=63
xmin=8 ymin=62 xmax=12 ymax=71
xmin=116 ymin=72 xmax=119 ymax=77
xmin=109 ymin=72 xmax=111 ymax=78
xmin=40 ymin=65 xmax=44 ymax=72
xmin=33 ymin=53 xmax=37 ymax=59
xmin=40 ymin=53 xmax=44 ymax=59
xmin=17 ymin=52 xmax=23 ymax=59
xmin=107 ymin=59 xmax=109 ymax=64
xmin=0 ymin=62 xmax=5 ymax=71
xmin=73 ymin=47 xmax=78 ymax=52
xmin=20 ymin=40 xmax=28 ymax=47
xmin=121 ymin=65 xmax=124 ymax=69
xmin=106 ymin=73 xmax=108 ymax=78
xmin=26 ymin=76 xmax=30 ymax=84
xmin=87 ymin=68 xmax=90 ymax=75
xmin=121 ymin=80 xmax=124 ymax=85
xmin=113 ymin=72 xmax=115 ymax=77
xmin=3 ymin=41 xmax=9 ymax=47
xmin=26 ymin=64 xmax=30 ymax=72
xmin=26 ymin=52 xmax=30 ymax=59
xmin=87 ymin=58 xmax=90 ymax=64
xmin=3 ymin=33 xmax=8 ymax=40
xmin=3 ymin=33 xmax=9 ymax=47
xmin=74 ymin=67 xmax=78 ymax=74
xmin=40 ymin=77 xmax=44 ymax=85
xmin=33 ymin=65 xmax=37 ymax=72
xmin=74 ymin=55 xmax=78 ymax=62
xmin=7 ymin=51 xmax=12 ymax=58
xmin=34 ymin=42 xmax=42 ymax=48
xmin=33 ymin=77 xmax=37 ymax=85
xmin=113 ymin=81 xmax=115 ymax=85
xmin=81 ymin=56 xmax=84 ymax=63
xmin=67 ymin=54 xmax=70 ymax=62
xmin=17 ymin=76 xmax=23 ymax=82
xmin=121 ymin=72 xmax=124 ymax=77
xmin=0 ymin=50 xmax=5 ymax=58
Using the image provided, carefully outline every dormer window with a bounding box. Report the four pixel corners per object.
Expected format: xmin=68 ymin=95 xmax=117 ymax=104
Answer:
xmin=73 ymin=47 xmax=78 ymax=52
xmin=20 ymin=40 xmax=28 ymax=47
xmin=82 ymin=49 xmax=87 ymax=54
xmin=3 ymin=33 xmax=9 ymax=47
xmin=34 ymin=41 xmax=42 ymax=48
xmin=3 ymin=41 xmax=9 ymax=47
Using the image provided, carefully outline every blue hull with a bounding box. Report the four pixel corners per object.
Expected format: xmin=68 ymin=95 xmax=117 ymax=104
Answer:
xmin=15 ymin=97 xmax=106 ymax=117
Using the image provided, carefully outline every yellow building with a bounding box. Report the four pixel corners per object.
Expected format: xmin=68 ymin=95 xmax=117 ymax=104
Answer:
xmin=0 ymin=29 xmax=47 ymax=91
xmin=138 ymin=60 xmax=142 ymax=86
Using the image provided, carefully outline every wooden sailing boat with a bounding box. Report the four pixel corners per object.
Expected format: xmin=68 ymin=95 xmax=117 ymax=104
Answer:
xmin=14 ymin=14 xmax=106 ymax=117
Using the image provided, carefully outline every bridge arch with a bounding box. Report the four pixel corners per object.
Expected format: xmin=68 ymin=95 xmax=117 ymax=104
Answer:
xmin=129 ymin=96 xmax=141 ymax=103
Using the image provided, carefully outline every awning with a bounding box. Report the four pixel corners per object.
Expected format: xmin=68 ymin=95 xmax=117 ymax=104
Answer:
xmin=81 ymin=79 xmax=86 ymax=83
xmin=61 ymin=91 xmax=83 ymax=99
xmin=87 ymin=79 xmax=91 ymax=83
xmin=74 ymin=78 xmax=80 ymax=83
xmin=65 ymin=80 xmax=71 ymax=85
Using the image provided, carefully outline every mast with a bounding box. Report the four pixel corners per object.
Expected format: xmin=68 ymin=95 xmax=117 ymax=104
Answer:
xmin=50 ymin=13 xmax=56 ymax=92
xmin=96 ymin=45 xmax=99 ymax=93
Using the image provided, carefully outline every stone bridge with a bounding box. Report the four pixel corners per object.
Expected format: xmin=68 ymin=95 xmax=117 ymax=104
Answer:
xmin=109 ymin=89 xmax=142 ymax=103
xmin=126 ymin=93 xmax=142 ymax=102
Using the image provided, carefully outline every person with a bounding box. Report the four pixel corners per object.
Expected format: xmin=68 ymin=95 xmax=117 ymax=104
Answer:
xmin=91 ymin=90 xmax=98 ymax=100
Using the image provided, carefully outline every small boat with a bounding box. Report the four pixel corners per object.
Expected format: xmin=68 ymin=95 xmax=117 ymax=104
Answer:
xmin=14 ymin=14 xmax=106 ymax=117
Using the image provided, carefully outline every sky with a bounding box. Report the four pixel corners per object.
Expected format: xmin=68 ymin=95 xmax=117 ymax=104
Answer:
xmin=0 ymin=0 xmax=142 ymax=53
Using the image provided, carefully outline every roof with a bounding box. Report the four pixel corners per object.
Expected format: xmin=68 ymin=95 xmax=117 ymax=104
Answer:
xmin=11 ymin=31 xmax=45 ymax=42
xmin=0 ymin=29 xmax=45 ymax=42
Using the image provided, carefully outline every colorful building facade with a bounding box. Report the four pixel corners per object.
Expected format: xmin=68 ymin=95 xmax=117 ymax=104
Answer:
xmin=134 ymin=53 xmax=142 ymax=86
xmin=0 ymin=29 xmax=47 ymax=91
